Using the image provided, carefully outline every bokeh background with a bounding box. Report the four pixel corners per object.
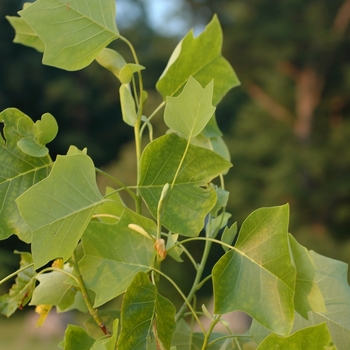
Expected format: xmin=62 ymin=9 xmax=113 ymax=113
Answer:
xmin=1 ymin=0 xmax=350 ymax=348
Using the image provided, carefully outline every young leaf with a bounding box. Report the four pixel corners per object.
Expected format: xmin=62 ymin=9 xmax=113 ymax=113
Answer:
xmin=0 ymin=108 xmax=52 ymax=242
xmin=19 ymin=0 xmax=119 ymax=71
xmin=0 ymin=251 xmax=36 ymax=317
xmin=78 ymin=209 xmax=157 ymax=307
xmin=212 ymin=204 xmax=296 ymax=336
xmin=6 ymin=15 xmax=45 ymax=52
xmin=30 ymin=264 xmax=80 ymax=311
xmin=16 ymin=152 xmax=105 ymax=269
xmin=95 ymin=48 xmax=127 ymax=79
xmin=288 ymin=234 xmax=326 ymax=319
xmin=257 ymin=323 xmax=335 ymax=350
xmin=17 ymin=112 xmax=58 ymax=157
xmin=59 ymin=325 xmax=95 ymax=350
xmin=164 ymin=77 xmax=215 ymax=139
xmin=119 ymin=63 xmax=145 ymax=84
xmin=221 ymin=222 xmax=237 ymax=252
xmin=156 ymin=15 xmax=239 ymax=106
xmin=120 ymin=84 xmax=137 ymax=126
xmin=117 ymin=272 xmax=176 ymax=350
xmin=139 ymin=133 xmax=232 ymax=236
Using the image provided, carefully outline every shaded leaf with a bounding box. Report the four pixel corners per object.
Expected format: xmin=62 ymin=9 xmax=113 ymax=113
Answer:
xmin=139 ymin=133 xmax=231 ymax=236
xmin=117 ymin=272 xmax=176 ymax=350
xmin=16 ymin=152 xmax=104 ymax=269
xmin=257 ymin=323 xmax=335 ymax=350
xmin=164 ymin=77 xmax=215 ymax=138
xmin=0 ymin=108 xmax=52 ymax=242
xmin=156 ymin=15 xmax=239 ymax=106
xmin=288 ymin=234 xmax=326 ymax=319
xmin=59 ymin=325 xmax=95 ymax=350
xmin=19 ymin=0 xmax=119 ymax=70
xmin=213 ymin=204 xmax=296 ymax=336
xmin=79 ymin=210 xmax=157 ymax=307
xmin=292 ymin=252 xmax=350 ymax=350
xmin=221 ymin=222 xmax=237 ymax=252
xmin=95 ymin=48 xmax=126 ymax=79
xmin=0 ymin=251 xmax=36 ymax=317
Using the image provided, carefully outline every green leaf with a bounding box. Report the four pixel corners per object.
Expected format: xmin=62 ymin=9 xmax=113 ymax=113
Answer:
xmin=0 ymin=251 xmax=36 ymax=317
xmin=212 ymin=204 xmax=296 ymax=336
xmin=0 ymin=108 xmax=52 ymax=242
xmin=293 ymin=252 xmax=350 ymax=349
xmin=17 ymin=112 xmax=58 ymax=157
xmin=79 ymin=210 xmax=157 ymax=307
xmin=156 ymin=15 xmax=240 ymax=106
xmin=119 ymin=63 xmax=145 ymax=84
xmin=117 ymin=272 xmax=176 ymax=350
xmin=139 ymin=133 xmax=232 ymax=236
xmin=30 ymin=264 xmax=82 ymax=311
xmin=120 ymin=84 xmax=137 ymax=126
xmin=84 ymin=310 xmax=120 ymax=339
xmin=6 ymin=15 xmax=45 ymax=52
xmin=90 ymin=318 xmax=118 ymax=350
xmin=288 ymin=234 xmax=326 ymax=319
xmin=257 ymin=323 xmax=336 ymax=350
xmin=16 ymin=152 xmax=104 ymax=269
xmin=19 ymin=0 xmax=119 ymax=71
xmin=164 ymin=77 xmax=215 ymax=138
xmin=60 ymin=325 xmax=95 ymax=350
xmin=95 ymin=48 xmax=127 ymax=79
xmin=221 ymin=222 xmax=237 ymax=252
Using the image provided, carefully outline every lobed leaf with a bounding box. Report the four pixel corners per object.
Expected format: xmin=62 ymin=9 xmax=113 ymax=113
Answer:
xmin=212 ymin=204 xmax=296 ymax=336
xmin=139 ymin=133 xmax=232 ymax=236
xmin=0 ymin=108 xmax=52 ymax=242
xmin=164 ymin=76 xmax=216 ymax=139
xmin=0 ymin=251 xmax=36 ymax=317
xmin=16 ymin=151 xmax=104 ymax=269
xmin=78 ymin=209 xmax=157 ymax=307
xmin=156 ymin=15 xmax=239 ymax=106
xmin=19 ymin=0 xmax=119 ymax=71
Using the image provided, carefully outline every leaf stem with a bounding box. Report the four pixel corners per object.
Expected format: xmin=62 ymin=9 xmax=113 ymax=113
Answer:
xmin=0 ymin=263 xmax=34 ymax=286
xmin=71 ymin=251 xmax=111 ymax=336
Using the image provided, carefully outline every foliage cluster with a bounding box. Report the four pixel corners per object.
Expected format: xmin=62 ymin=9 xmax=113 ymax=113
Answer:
xmin=1 ymin=1 xmax=350 ymax=349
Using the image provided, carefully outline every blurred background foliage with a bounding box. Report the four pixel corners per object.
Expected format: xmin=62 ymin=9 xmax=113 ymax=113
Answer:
xmin=1 ymin=0 xmax=350 ymax=299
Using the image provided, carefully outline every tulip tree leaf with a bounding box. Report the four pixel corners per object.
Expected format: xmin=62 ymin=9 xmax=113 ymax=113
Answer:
xmin=164 ymin=76 xmax=215 ymax=139
xmin=0 ymin=108 xmax=52 ymax=243
xmin=117 ymin=272 xmax=176 ymax=350
xmin=16 ymin=152 xmax=104 ymax=269
xmin=0 ymin=251 xmax=36 ymax=317
xmin=156 ymin=15 xmax=239 ymax=106
xmin=79 ymin=209 xmax=157 ymax=307
xmin=59 ymin=325 xmax=95 ymax=350
xmin=19 ymin=0 xmax=119 ymax=71
xmin=213 ymin=204 xmax=296 ymax=336
xmin=95 ymin=48 xmax=127 ymax=79
xmin=292 ymin=252 xmax=350 ymax=349
xmin=120 ymin=84 xmax=137 ymax=126
xmin=139 ymin=133 xmax=232 ymax=236
xmin=6 ymin=15 xmax=45 ymax=52
xmin=288 ymin=234 xmax=326 ymax=319
xmin=257 ymin=323 xmax=335 ymax=350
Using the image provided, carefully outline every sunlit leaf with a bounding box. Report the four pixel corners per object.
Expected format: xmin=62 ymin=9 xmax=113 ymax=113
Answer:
xmin=139 ymin=133 xmax=232 ymax=236
xmin=6 ymin=15 xmax=45 ymax=52
xmin=164 ymin=77 xmax=215 ymax=138
xmin=0 ymin=251 xmax=36 ymax=317
xmin=16 ymin=152 xmax=104 ymax=269
xmin=156 ymin=15 xmax=239 ymax=105
xmin=117 ymin=272 xmax=176 ymax=350
xmin=19 ymin=0 xmax=119 ymax=70
xmin=0 ymin=108 xmax=52 ymax=242
xmin=79 ymin=210 xmax=157 ymax=307
xmin=95 ymin=48 xmax=126 ymax=79
xmin=213 ymin=204 xmax=296 ymax=336
xmin=257 ymin=323 xmax=335 ymax=350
